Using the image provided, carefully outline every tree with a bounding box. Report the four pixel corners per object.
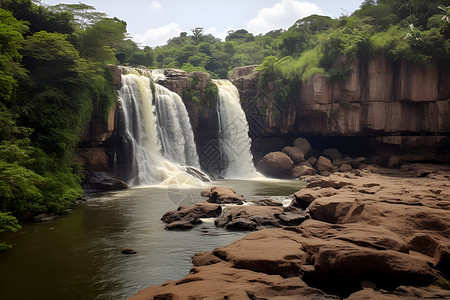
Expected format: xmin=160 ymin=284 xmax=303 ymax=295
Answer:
xmin=225 ymin=29 xmax=254 ymax=42
xmin=80 ymin=17 xmax=127 ymax=63
xmin=50 ymin=3 xmax=106 ymax=30
xmin=1 ymin=0 xmax=74 ymax=34
xmin=0 ymin=8 xmax=28 ymax=103
xmin=191 ymin=27 xmax=204 ymax=44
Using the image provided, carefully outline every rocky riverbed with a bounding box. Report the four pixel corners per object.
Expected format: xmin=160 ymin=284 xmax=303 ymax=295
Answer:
xmin=129 ymin=163 xmax=450 ymax=299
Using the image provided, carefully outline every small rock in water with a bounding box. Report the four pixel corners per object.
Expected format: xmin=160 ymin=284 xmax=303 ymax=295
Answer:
xmin=33 ymin=213 xmax=57 ymax=222
xmin=121 ymin=248 xmax=137 ymax=255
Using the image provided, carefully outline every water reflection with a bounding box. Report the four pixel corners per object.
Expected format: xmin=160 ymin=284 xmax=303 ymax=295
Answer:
xmin=0 ymin=179 xmax=303 ymax=299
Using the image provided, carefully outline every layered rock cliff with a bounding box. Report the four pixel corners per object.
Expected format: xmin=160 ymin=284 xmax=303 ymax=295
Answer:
xmin=229 ymin=56 xmax=450 ymax=164
xmin=77 ymin=58 xmax=450 ymax=176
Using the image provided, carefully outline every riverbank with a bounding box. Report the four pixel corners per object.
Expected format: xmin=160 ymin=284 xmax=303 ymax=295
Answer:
xmin=129 ymin=163 xmax=450 ymax=299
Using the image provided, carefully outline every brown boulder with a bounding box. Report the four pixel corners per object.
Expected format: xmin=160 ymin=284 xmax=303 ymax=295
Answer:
xmin=165 ymin=220 xmax=196 ymax=230
xmin=256 ymin=151 xmax=294 ymax=178
xmin=323 ymin=148 xmax=342 ymax=161
xmin=200 ymin=186 xmax=244 ymax=204
xmin=291 ymin=165 xmax=315 ymax=177
xmin=293 ymin=187 xmax=338 ymax=209
xmin=294 ymin=137 xmax=312 ymax=155
xmin=161 ymin=202 xmax=221 ymax=230
xmin=316 ymin=156 xmax=333 ymax=172
xmin=82 ymin=171 xmax=128 ymax=193
xmin=161 ymin=202 xmax=222 ymax=224
xmin=215 ymin=206 xmax=284 ymax=230
xmin=295 ymin=221 xmax=434 ymax=297
xmin=339 ymin=163 xmax=353 ymax=172
xmin=283 ymin=146 xmax=306 ymax=164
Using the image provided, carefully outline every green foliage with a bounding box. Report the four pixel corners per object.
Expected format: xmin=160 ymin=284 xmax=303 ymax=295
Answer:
xmin=50 ymin=3 xmax=107 ymax=30
xmin=205 ymin=81 xmax=219 ymax=104
xmin=0 ymin=1 xmax=121 ymax=234
xmin=256 ymin=56 xmax=292 ymax=104
xmin=1 ymin=0 xmax=74 ymax=35
xmin=181 ymin=63 xmax=208 ymax=73
xmin=79 ymin=18 xmax=126 ymax=64
xmin=183 ymin=88 xmax=201 ymax=104
xmin=436 ymin=5 xmax=450 ymax=23
xmin=370 ymin=24 xmax=449 ymax=62
xmin=0 ymin=8 xmax=28 ymax=103
xmin=0 ymin=212 xmax=21 ymax=251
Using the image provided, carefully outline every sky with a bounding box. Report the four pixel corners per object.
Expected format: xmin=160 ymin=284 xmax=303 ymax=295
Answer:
xmin=41 ymin=0 xmax=364 ymax=47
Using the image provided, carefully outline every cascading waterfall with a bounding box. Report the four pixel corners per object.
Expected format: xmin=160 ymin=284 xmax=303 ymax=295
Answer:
xmin=215 ymin=80 xmax=257 ymax=178
xmin=155 ymin=84 xmax=200 ymax=169
xmin=116 ymin=67 xmax=202 ymax=186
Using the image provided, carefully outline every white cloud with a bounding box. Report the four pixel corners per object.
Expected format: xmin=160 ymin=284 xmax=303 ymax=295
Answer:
xmin=247 ymin=0 xmax=322 ymax=34
xmin=150 ymin=1 xmax=162 ymax=9
xmin=135 ymin=23 xmax=182 ymax=47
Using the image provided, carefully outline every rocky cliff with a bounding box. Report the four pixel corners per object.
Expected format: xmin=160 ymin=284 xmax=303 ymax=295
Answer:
xmin=77 ymin=59 xmax=450 ymax=176
xmin=229 ymin=56 xmax=450 ymax=164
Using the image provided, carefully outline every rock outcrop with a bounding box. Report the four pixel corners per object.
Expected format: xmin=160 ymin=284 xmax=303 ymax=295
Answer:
xmin=130 ymin=163 xmax=450 ymax=299
xmin=200 ymin=186 xmax=244 ymax=205
xmin=230 ymin=57 xmax=450 ymax=164
xmin=82 ymin=171 xmax=128 ymax=193
xmin=161 ymin=202 xmax=222 ymax=230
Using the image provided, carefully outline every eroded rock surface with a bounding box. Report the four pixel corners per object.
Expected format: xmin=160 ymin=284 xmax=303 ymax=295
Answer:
xmin=131 ymin=164 xmax=450 ymax=299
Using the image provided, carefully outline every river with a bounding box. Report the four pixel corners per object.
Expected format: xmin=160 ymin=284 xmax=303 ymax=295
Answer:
xmin=0 ymin=179 xmax=303 ymax=300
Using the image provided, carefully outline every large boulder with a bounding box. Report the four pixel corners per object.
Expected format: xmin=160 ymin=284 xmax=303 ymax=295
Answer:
xmin=161 ymin=202 xmax=222 ymax=224
xmin=256 ymin=151 xmax=294 ymax=178
xmin=294 ymin=138 xmax=312 ymax=155
xmin=215 ymin=206 xmax=284 ymax=230
xmin=200 ymin=186 xmax=244 ymax=204
xmin=161 ymin=202 xmax=222 ymax=230
xmin=293 ymin=187 xmax=338 ymax=209
xmin=316 ymin=156 xmax=333 ymax=172
xmin=82 ymin=171 xmax=128 ymax=193
xmin=323 ymin=148 xmax=342 ymax=161
xmin=282 ymin=146 xmax=306 ymax=164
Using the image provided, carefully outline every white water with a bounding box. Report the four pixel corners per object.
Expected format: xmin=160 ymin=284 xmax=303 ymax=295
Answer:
xmin=155 ymin=85 xmax=200 ymax=168
xmin=215 ymin=80 xmax=257 ymax=178
xmin=117 ymin=67 xmax=201 ymax=186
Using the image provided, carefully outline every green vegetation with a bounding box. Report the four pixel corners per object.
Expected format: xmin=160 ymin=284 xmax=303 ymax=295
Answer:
xmin=0 ymin=212 xmax=20 ymax=250
xmin=0 ymin=0 xmax=146 ymax=247
xmin=255 ymin=0 xmax=450 ymax=103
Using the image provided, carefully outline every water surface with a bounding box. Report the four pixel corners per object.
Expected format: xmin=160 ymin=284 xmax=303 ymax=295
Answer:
xmin=0 ymin=179 xmax=303 ymax=299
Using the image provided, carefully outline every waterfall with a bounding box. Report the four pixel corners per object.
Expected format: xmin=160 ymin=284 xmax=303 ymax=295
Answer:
xmin=215 ymin=80 xmax=257 ymax=178
xmin=115 ymin=67 xmax=202 ymax=186
xmin=155 ymin=84 xmax=200 ymax=168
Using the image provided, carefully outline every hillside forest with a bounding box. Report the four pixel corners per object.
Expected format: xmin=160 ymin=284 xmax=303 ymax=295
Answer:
xmin=0 ymin=0 xmax=449 ymax=250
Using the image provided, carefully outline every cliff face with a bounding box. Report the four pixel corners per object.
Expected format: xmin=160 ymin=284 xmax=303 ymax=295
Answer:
xmin=230 ymin=57 xmax=450 ymax=135
xmin=229 ymin=57 xmax=450 ymax=163
xmin=78 ymin=59 xmax=450 ymax=175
